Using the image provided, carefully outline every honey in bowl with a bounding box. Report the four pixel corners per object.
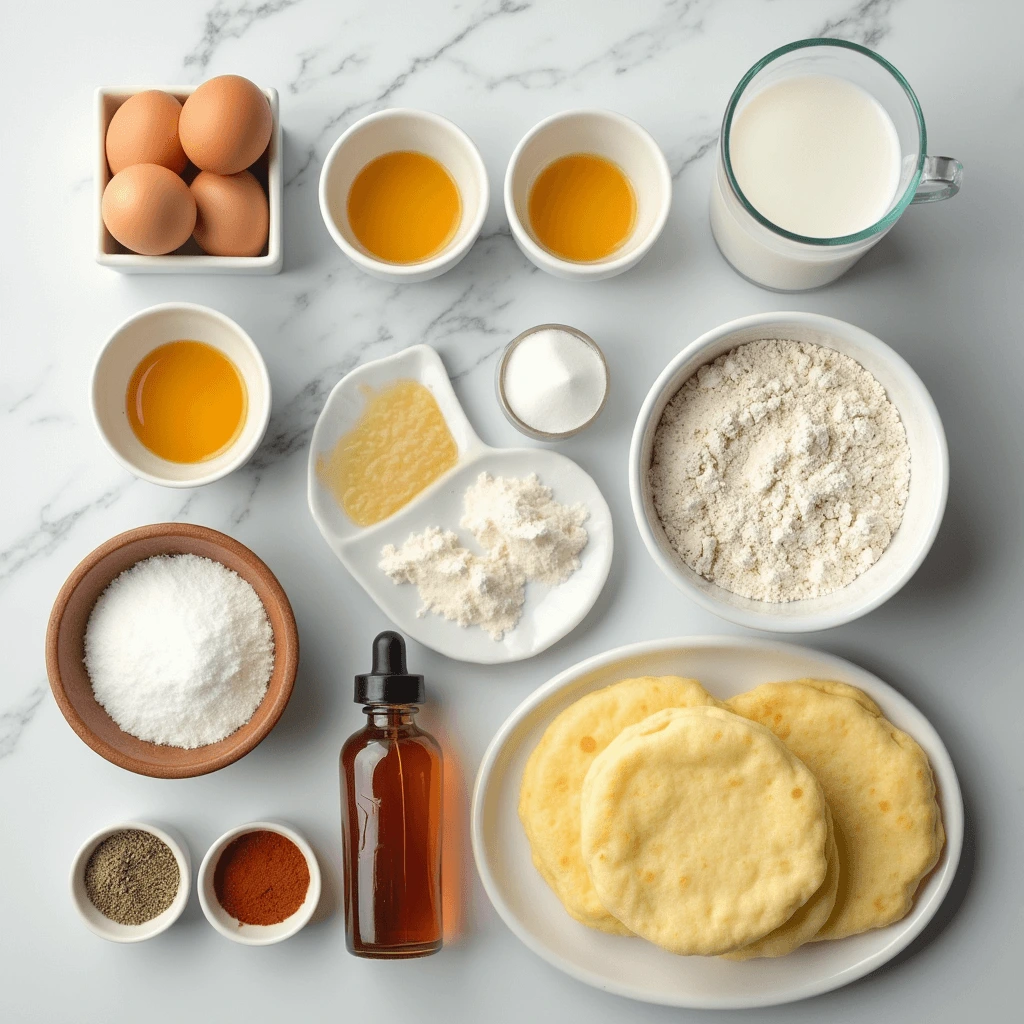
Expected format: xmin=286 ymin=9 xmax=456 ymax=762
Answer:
xmin=347 ymin=152 xmax=461 ymax=264
xmin=126 ymin=340 xmax=247 ymax=463
xmin=528 ymin=153 xmax=636 ymax=262
xmin=317 ymin=379 xmax=457 ymax=526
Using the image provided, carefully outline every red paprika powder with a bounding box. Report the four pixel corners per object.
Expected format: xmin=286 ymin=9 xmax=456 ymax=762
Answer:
xmin=213 ymin=829 xmax=310 ymax=925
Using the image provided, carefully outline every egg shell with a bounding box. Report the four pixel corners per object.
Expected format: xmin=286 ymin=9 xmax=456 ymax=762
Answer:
xmin=179 ymin=76 xmax=273 ymax=175
xmin=105 ymin=90 xmax=187 ymax=175
xmin=191 ymin=170 xmax=269 ymax=257
xmin=102 ymin=164 xmax=197 ymax=255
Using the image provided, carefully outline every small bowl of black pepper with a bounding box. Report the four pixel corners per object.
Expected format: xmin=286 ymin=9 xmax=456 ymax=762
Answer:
xmin=70 ymin=822 xmax=191 ymax=942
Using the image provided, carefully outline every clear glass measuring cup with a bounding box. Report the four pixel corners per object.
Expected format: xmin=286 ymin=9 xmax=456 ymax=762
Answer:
xmin=709 ymin=38 xmax=962 ymax=291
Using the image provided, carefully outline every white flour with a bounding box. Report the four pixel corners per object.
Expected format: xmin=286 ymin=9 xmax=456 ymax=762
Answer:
xmin=378 ymin=526 xmax=526 ymax=640
xmin=650 ymin=339 xmax=910 ymax=602
xmin=460 ymin=472 xmax=589 ymax=585
xmin=379 ymin=472 xmax=589 ymax=639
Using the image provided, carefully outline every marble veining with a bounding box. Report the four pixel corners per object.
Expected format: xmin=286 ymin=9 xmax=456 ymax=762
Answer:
xmin=0 ymin=686 xmax=46 ymax=760
xmin=282 ymin=0 xmax=535 ymax=188
xmin=8 ymin=2 xmax=1018 ymax=1019
xmin=669 ymin=130 xmax=720 ymax=179
xmin=0 ymin=0 xmax=915 ymax=681
xmin=0 ymin=0 xmax=915 ymax=607
xmin=816 ymin=0 xmax=897 ymax=46
xmin=0 ymin=481 xmax=134 ymax=587
xmin=185 ymin=0 xmax=307 ymax=75
xmin=288 ymin=48 xmax=368 ymax=95
xmin=450 ymin=0 xmax=712 ymax=90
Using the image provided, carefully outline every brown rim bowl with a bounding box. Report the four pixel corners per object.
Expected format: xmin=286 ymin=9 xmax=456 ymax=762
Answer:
xmin=45 ymin=523 xmax=299 ymax=779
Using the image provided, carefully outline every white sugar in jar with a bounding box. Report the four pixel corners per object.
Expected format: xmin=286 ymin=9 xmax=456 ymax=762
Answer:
xmin=496 ymin=325 xmax=608 ymax=440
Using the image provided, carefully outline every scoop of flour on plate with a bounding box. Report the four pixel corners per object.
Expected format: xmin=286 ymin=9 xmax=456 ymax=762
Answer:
xmin=379 ymin=472 xmax=589 ymax=639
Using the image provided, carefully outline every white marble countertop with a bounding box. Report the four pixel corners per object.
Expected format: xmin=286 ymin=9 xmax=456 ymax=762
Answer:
xmin=2 ymin=1 xmax=1021 ymax=1020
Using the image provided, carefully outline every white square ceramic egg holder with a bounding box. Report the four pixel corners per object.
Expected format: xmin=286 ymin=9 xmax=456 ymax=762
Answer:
xmin=94 ymin=86 xmax=282 ymax=274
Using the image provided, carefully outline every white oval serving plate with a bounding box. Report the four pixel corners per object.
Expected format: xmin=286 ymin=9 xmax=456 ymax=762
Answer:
xmin=307 ymin=345 xmax=613 ymax=664
xmin=471 ymin=636 xmax=962 ymax=1009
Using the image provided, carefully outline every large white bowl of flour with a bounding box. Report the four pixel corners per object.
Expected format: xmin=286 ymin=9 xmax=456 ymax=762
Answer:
xmin=629 ymin=312 xmax=947 ymax=632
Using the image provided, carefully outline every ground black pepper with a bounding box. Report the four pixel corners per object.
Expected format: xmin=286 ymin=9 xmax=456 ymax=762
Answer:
xmin=84 ymin=828 xmax=179 ymax=925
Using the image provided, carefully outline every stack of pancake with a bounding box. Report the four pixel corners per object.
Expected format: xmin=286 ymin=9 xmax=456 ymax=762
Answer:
xmin=518 ymin=675 xmax=944 ymax=958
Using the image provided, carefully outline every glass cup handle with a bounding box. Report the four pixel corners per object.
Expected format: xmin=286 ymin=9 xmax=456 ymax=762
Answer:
xmin=911 ymin=156 xmax=963 ymax=203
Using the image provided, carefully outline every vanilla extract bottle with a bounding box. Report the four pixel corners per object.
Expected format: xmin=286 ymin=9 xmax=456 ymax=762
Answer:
xmin=340 ymin=631 xmax=443 ymax=958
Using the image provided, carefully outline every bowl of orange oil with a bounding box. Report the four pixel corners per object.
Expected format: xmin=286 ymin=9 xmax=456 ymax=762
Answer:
xmin=91 ymin=302 xmax=272 ymax=487
xmin=505 ymin=109 xmax=672 ymax=281
xmin=318 ymin=108 xmax=489 ymax=283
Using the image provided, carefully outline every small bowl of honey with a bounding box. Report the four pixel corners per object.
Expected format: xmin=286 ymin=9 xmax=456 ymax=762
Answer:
xmin=505 ymin=109 xmax=672 ymax=281
xmin=91 ymin=302 xmax=272 ymax=487
xmin=318 ymin=108 xmax=489 ymax=283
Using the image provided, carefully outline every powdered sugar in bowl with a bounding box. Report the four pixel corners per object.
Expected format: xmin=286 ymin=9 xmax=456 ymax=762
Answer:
xmin=629 ymin=312 xmax=947 ymax=632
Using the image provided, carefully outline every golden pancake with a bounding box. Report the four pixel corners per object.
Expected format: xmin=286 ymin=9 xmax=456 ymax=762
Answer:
xmin=518 ymin=675 xmax=719 ymax=934
xmin=723 ymin=802 xmax=839 ymax=959
xmin=728 ymin=679 xmax=944 ymax=941
xmin=580 ymin=706 xmax=830 ymax=956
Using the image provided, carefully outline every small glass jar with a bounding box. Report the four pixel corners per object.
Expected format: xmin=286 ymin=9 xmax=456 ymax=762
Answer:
xmin=340 ymin=632 xmax=443 ymax=959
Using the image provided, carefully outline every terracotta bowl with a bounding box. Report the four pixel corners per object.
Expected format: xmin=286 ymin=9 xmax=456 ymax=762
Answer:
xmin=46 ymin=523 xmax=299 ymax=779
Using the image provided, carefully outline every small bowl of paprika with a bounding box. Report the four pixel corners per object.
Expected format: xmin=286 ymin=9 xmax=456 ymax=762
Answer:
xmin=198 ymin=821 xmax=321 ymax=945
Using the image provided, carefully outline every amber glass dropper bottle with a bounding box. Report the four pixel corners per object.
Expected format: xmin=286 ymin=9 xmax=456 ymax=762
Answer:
xmin=340 ymin=631 xmax=443 ymax=958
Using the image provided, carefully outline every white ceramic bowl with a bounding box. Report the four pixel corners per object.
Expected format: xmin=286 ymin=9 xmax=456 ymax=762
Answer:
xmin=70 ymin=821 xmax=191 ymax=942
xmin=504 ymin=109 xmax=672 ymax=281
xmin=92 ymin=302 xmax=272 ymax=488
xmin=319 ymin=108 xmax=489 ymax=282
xmin=629 ymin=312 xmax=948 ymax=632
xmin=198 ymin=821 xmax=321 ymax=945
xmin=95 ymin=86 xmax=282 ymax=274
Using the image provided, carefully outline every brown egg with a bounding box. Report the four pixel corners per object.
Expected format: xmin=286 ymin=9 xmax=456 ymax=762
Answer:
xmin=105 ymin=90 xmax=187 ymax=174
xmin=102 ymin=164 xmax=197 ymax=255
xmin=191 ymin=170 xmax=270 ymax=257
xmin=179 ymin=76 xmax=272 ymax=175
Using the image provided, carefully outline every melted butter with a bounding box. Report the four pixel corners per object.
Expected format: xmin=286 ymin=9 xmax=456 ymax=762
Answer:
xmin=347 ymin=151 xmax=461 ymax=264
xmin=528 ymin=153 xmax=636 ymax=262
xmin=318 ymin=379 xmax=458 ymax=526
xmin=126 ymin=339 xmax=246 ymax=464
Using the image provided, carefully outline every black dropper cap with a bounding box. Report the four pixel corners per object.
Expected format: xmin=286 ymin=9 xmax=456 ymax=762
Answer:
xmin=355 ymin=631 xmax=425 ymax=705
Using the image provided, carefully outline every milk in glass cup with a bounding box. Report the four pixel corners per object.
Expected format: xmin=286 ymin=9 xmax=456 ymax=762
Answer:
xmin=709 ymin=38 xmax=962 ymax=291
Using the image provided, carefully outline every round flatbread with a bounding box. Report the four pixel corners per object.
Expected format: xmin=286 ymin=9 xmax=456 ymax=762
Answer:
xmin=727 ymin=679 xmax=944 ymax=941
xmin=518 ymin=675 xmax=719 ymax=934
xmin=723 ymin=802 xmax=839 ymax=960
xmin=580 ymin=706 xmax=830 ymax=956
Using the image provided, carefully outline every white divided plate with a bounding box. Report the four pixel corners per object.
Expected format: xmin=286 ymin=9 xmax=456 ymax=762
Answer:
xmin=308 ymin=345 xmax=613 ymax=664
xmin=472 ymin=636 xmax=963 ymax=1009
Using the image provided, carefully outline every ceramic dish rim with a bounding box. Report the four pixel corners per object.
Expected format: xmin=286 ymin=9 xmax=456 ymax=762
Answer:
xmin=628 ymin=311 xmax=949 ymax=632
xmin=503 ymin=107 xmax=672 ymax=279
xmin=90 ymin=301 xmax=273 ymax=488
xmin=317 ymin=107 xmax=490 ymax=279
xmin=495 ymin=324 xmax=610 ymax=441
xmin=69 ymin=820 xmax=192 ymax=943
xmin=197 ymin=820 xmax=322 ymax=945
xmin=470 ymin=634 xmax=964 ymax=1009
